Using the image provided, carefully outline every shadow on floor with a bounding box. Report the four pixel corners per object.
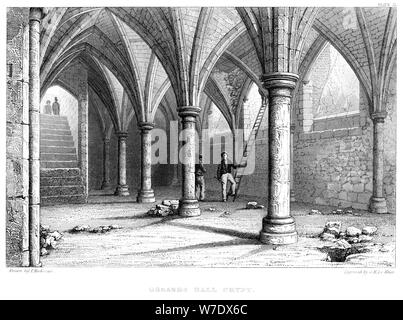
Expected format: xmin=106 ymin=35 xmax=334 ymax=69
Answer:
xmin=166 ymin=221 xmax=259 ymax=240
xmin=124 ymin=238 xmax=259 ymax=256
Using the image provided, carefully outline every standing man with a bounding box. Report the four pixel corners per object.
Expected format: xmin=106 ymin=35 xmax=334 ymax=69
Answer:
xmin=195 ymin=155 xmax=207 ymax=201
xmin=216 ymin=151 xmax=246 ymax=202
xmin=52 ymin=97 xmax=60 ymax=116
xmin=44 ymin=100 xmax=52 ymax=114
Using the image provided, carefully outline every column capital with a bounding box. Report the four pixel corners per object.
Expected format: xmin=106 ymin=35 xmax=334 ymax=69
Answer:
xmin=29 ymin=8 xmax=47 ymax=22
xmin=103 ymin=137 xmax=111 ymax=143
xmin=178 ymin=106 xmax=201 ymax=118
xmin=261 ymin=72 xmax=299 ymax=91
xmin=115 ymin=131 xmax=128 ymax=139
xmin=139 ymin=121 xmax=155 ymax=132
xmin=371 ymin=111 xmax=387 ymax=123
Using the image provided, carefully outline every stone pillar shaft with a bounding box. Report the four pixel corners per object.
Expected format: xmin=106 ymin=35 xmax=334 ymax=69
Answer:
xmin=290 ymin=123 xmax=296 ymax=202
xmin=28 ymin=7 xmax=43 ymax=267
xmin=260 ymin=72 xmax=299 ymax=245
xmin=115 ymin=132 xmax=129 ymax=196
xmin=101 ymin=138 xmax=111 ymax=189
xmin=179 ymin=106 xmax=201 ymax=217
xmin=370 ymin=112 xmax=388 ymax=213
xmin=78 ymin=93 xmax=88 ymax=199
xmin=137 ymin=122 xmax=155 ymax=203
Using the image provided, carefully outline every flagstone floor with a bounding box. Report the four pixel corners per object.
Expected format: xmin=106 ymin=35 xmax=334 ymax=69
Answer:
xmin=40 ymin=187 xmax=395 ymax=268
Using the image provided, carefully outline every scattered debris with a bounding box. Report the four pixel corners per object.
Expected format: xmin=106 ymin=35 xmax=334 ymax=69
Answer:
xmin=321 ymin=233 xmax=336 ymax=241
xmin=323 ymin=221 xmax=342 ymax=236
xmin=40 ymin=225 xmax=63 ymax=256
xmin=330 ymin=208 xmax=358 ymax=215
xmin=358 ymin=235 xmax=373 ymax=243
xmin=321 ymin=245 xmax=368 ymax=262
xmin=346 ymin=226 xmax=362 ymax=237
xmin=219 ymin=211 xmax=232 ymax=218
xmin=362 ymin=226 xmax=378 ymax=236
xmin=246 ymin=202 xmax=264 ymax=209
xmin=207 ymin=207 xmax=217 ymax=212
xmin=318 ymin=222 xmax=386 ymax=262
xmin=147 ymin=200 xmax=180 ymax=217
xmin=70 ymin=224 xmax=122 ymax=234
xmin=71 ymin=225 xmax=91 ymax=233
xmin=162 ymin=199 xmax=180 ymax=208
xmin=309 ymin=209 xmax=322 ymax=215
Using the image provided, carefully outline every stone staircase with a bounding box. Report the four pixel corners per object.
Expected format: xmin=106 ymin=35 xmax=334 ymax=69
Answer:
xmin=40 ymin=114 xmax=86 ymax=205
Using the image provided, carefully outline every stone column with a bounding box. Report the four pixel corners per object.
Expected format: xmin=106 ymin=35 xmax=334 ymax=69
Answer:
xmin=370 ymin=111 xmax=388 ymax=214
xmin=171 ymin=121 xmax=181 ymax=186
xmin=78 ymin=88 xmax=89 ymax=200
xmin=260 ymin=72 xmax=299 ymax=245
xmin=290 ymin=123 xmax=296 ymax=202
xmin=28 ymin=7 xmax=43 ymax=267
xmin=178 ymin=106 xmax=201 ymax=217
xmin=101 ymin=137 xmax=111 ymax=189
xmin=137 ymin=122 xmax=155 ymax=203
xmin=115 ymin=132 xmax=130 ymax=196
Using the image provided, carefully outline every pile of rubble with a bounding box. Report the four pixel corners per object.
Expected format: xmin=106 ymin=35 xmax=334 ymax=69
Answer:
xmin=321 ymin=222 xmax=377 ymax=243
xmin=319 ymin=222 xmax=379 ymax=262
xmin=246 ymin=202 xmax=265 ymax=209
xmin=40 ymin=225 xmax=63 ymax=256
xmin=147 ymin=200 xmax=179 ymax=217
xmin=70 ymin=224 xmax=122 ymax=234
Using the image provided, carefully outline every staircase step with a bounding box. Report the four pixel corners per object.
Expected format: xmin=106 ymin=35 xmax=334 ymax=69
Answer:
xmin=41 ymin=168 xmax=81 ymax=177
xmin=40 ymin=114 xmax=68 ymax=120
xmin=40 ymin=175 xmax=82 ymax=186
xmin=40 ymin=146 xmax=76 ymax=154
xmin=40 ymin=128 xmax=72 ymax=136
xmin=41 ymin=195 xmax=86 ymax=206
xmin=41 ymin=139 xmax=75 ymax=147
xmin=40 ymin=185 xmax=84 ymax=197
xmin=40 ymin=118 xmax=69 ymax=126
xmin=41 ymin=153 xmax=77 ymax=161
xmin=40 ymin=123 xmax=70 ymax=130
xmin=40 ymin=134 xmax=73 ymax=141
xmin=41 ymin=161 xmax=78 ymax=168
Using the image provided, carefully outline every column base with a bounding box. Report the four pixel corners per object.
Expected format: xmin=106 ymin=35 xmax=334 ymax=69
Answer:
xmin=260 ymin=216 xmax=298 ymax=245
xmin=114 ymin=185 xmax=130 ymax=196
xmin=370 ymin=197 xmax=388 ymax=214
xmin=179 ymin=199 xmax=200 ymax=217
xmin=137 ymin=189 xmax=155 ymax=203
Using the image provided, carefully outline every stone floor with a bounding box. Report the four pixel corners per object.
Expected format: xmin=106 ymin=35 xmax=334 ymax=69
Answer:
xmin=40 ymin=187 xmax=396 ymax=268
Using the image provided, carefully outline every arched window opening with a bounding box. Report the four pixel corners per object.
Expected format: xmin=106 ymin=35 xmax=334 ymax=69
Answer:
xmin=304 ymin=42 xmax=361 ymax=132
xmin=242 ymin=83 xmax=266 ymax=139
xmin=41 ymin=85 xmax=79 ymax=153
xmin=205 ymin=103 xmax=232 ymax=164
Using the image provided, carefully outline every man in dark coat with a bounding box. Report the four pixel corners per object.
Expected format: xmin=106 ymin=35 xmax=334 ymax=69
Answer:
xmin=52 ymin=97 xmax=60 ymax=115
xmin=195 ymin=155 xmax=207 ymax=201
xmin=216 ymin=151 xmax=246 ymax=202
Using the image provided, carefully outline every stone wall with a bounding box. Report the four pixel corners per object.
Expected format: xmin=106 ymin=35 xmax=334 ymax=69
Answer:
xmin=6 ymin=8 xmax=29 ymax=267
xmin=88 ymin=101 xmax=104 ymax=190
xmin=237 ymin=72 xmax=396 ymax=214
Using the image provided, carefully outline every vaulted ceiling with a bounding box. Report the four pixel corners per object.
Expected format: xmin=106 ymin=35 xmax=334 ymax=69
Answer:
xmin=37 ymin=7 xmax=396 ymax=132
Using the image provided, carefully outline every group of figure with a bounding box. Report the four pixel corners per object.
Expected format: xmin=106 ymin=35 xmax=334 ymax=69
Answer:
xmin=43 ymin=97 xmax=60 ymax=115
xmin=195 ymin=152 xmax=246 ymax=202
